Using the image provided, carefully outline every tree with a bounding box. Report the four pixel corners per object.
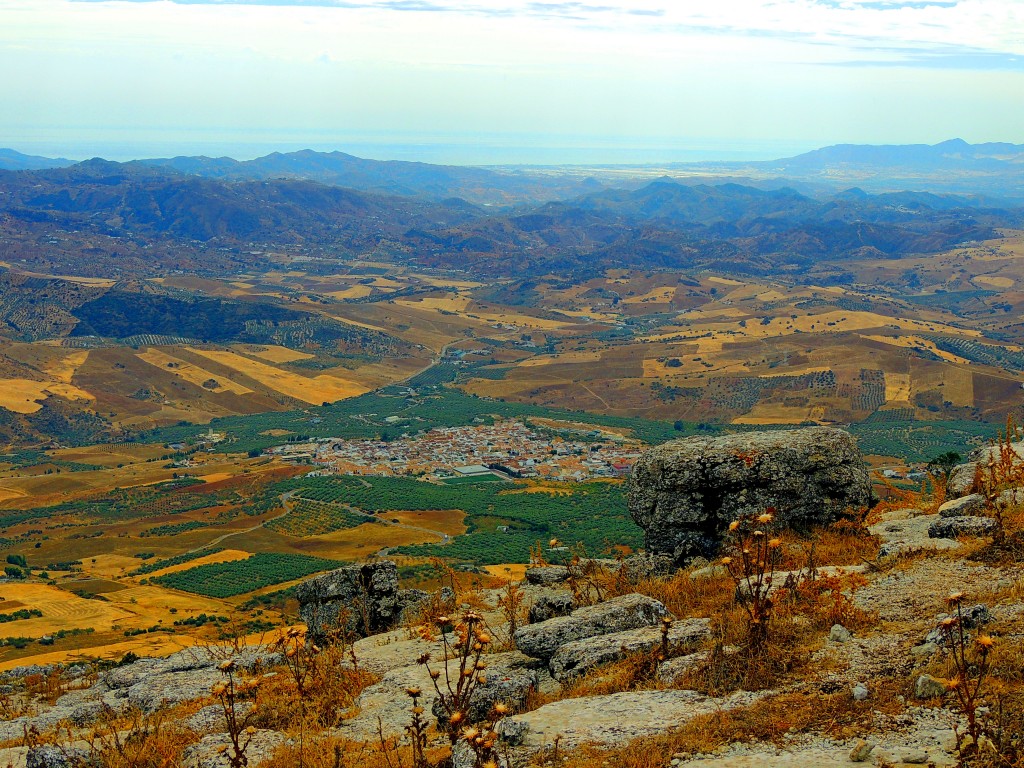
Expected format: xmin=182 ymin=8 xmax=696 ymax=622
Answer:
xmin=6 ymin=554 xmax=26 ymax=568
xmin=4 ymin=566 xmax=24 ymax=579
xmin=927 ymin=451 xmax=962 ymax=486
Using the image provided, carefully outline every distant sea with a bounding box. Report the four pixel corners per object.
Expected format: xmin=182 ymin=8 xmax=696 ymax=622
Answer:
xmin=4 ymin=132 xmax=819 ymax=166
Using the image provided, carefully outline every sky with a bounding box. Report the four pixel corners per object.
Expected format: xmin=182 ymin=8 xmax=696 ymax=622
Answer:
xmin=1 ymin=0 xmax=1022 ymax=164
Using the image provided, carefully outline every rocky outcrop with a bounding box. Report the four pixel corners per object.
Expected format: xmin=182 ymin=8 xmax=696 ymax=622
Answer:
xmin=524 ymin=566 xmax=569 ymax=585
xmin=928 ymin=516 xmax=997 ymax=538
xmin=527 ymin=592 xmax=576 ymax=624
xmin=514 ymin=593 xmax=670 ymax=661
xmin=938 ymin=494 xmax=985 ymax=518
xmin=628 ymin=427 xmax=872 ymax=565
xmin=296 ymin=560 xmax=438 ymax=641
xmin=548 ymin=618 xmax=710 ymax=681
xmin=496 ymin=689 xmax=766 ymax=752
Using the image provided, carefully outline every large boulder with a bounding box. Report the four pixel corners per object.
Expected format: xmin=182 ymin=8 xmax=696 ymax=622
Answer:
xmin=628 ymin=427 xmax=872 ymax=565
xmin=514 ymin=594 xmax=670 ymax=661
xmin=296 ymin=560 xmax=402 ymax=641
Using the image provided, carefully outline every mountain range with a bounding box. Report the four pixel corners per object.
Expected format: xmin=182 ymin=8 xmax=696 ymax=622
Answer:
xmin=2 ymin=139 xmax=1022 ymax=204
xmin=1 ymin=155 xmax=1019 ymax=280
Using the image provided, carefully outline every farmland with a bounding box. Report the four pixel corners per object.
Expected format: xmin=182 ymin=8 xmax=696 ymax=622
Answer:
xmin=152 ymin=552 xmax=344 ymax=598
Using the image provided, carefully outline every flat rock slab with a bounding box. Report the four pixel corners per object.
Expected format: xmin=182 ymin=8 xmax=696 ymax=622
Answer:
xmin=342 ymin=651 xmax=538 ymax=743
xmin=498 ymin=689 xmax=765 ymax=752
xmin=869 ymin=516 xmax=960 ymax=557
xmin=938 ymin=494 xmax=985 ymax=518
xmin=550 ymin=618 xmax=711 ymax=681
xmin=514 ymin=594 xmax=670 ymax=661
xmin=928 ymin=516 xmax=997 ymax=538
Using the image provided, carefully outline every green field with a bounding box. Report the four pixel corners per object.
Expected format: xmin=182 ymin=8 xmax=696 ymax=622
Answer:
xmin=283 ymin=475 xmax=642 ymax=566
xmin=265 ymin=498 xmax=372 ymax=537
xmin=153 ymin=552 xmax=343 ymax=597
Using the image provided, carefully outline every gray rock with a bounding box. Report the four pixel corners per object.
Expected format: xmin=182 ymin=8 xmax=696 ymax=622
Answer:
xmin=527 ymin=592 xmax=576 ymax=624
xmin=928 ymin=516 xmax=997 ymax=538
xmin=344 ymin=652 xmax=537 ymax=743
xmin=938 ymin=494 xmax=986 ymax=518
xmin=26 ymin=745 xmax=93 ymax=768
xmin=431 ymin=656 xmax=538 ymax=725
xmin=901 ymin=748 xmax=930 ymax=764
xmin=829 ymin=624 xmax=852 ymax=643
xmin=127 ymin=668 xmax=222 ymax=712
xmin=915 ymin=674 xmax=947 ymax=699
xmin=849 ymin=739 xmax=874 ymax=762
xmin=296 ymin=560 xmax=401 ymax=641
xmin=627 ymin=427 xmax=872 ymax=565
xmin=870 ymin=515 xmax=960 ymax=558
xmin=947 ymin=462 xmax=978 ymax=497
xmin=657 ymin=652 xmax=710 ymax=686
xmin=549 ymin=618 xmax=710 ymax=682
xmin=496 ymin=689 xmax=766 ymax=751
xmin=911 ymin=642 xmax=938 ymax=658
xmin=183 ymin=729 xmax=288 ymax=768
xmin=619 ymin=553 xmax=675 ymax=581
xmin=524 ymin=566 xmax=570 ymax=585
xmin=962 ymin=604 xmax=993 ymax=628
xmin=396 ymin=586 xmax=455 ymax=625
xmin=514 ymin=594 xmax=670 ymax=661
xmin=851 ymin=683 xmax=869 ymax=701
xmin=451 ymin=741 xmax=509 ymax=768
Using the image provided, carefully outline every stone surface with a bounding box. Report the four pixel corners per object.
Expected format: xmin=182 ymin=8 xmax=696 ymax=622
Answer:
xmin=548 ymin=618 xmax=710 ymax=681
xmin=514 ymin=593 xmax=670 ymax=661
xmin=497 ymin=689 xmax=765 ymax=751
xmin=915 ymin=674 xmax=948 ymax=699
xmin=527 ymin=592 xmax=576 ymax=624
xmin=870 ymin=515 xmax=961 ymax=558
xmin=619 ymin=553 xmax=675 ymax=581
xmin=182 ymin=730 xmax=288 ymax=768
xmin=849 ymin=739 xmax=875 ymax=762
xmin=656 ymin=652 xmax=709 ymax=685
xmin=628 ymin=427 xmax=872 ymax=564
xmin=296 ymin=560 xmax=401 ymax=640
xmin=829 ymin=624 xmax=852 ymax=643
xmin=851 ymin=683 xmax=869 ymax=701
xmin=524 ymin=566 xmax=570 ymax=585
xmin=928 ymin=516 xmax=997 ymax=539
xmin=947 ymin=462 xmax=978 ymax=497
xmin=938 ymin=494 xmax=985 ymax=518
xmin=342 ymin=652 xmax=538 ymax=742
xmin=25 ymin=746 xmax=91 ymax=768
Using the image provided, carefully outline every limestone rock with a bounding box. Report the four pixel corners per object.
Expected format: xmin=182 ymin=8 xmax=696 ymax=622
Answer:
xmin=628 ymin=427 xmax=872 ymax=564
xmin=182 ymin=730 xmax=288 ymax=768
xmin=938 ymin=494 xmax=985 ymax=518
xmin=928 ymin=516 xmax=997 ymax=539
xmin=849 ymin=739 xmax=875 ymax=762
xmin=527 ymin=592 xmax=576 ymax=624
xmin=524 ymin=566 xmax=569 ymax=585
xmin=870 ymin=515 xmax=960 ymax=558
xmin=296 ymin=560 xmax=402 ymax=640
xmin=514 ymin=594 xmax=670 ymax=661
xmin=26 ymin=745 xmax=92 ymax=768
xmin=829 ymin=624 xmax=852 ymax=643
xmin=549 ymin=618 xmax=710 ymax=682
xmin=656 ymin=652 xmax=709 ymax=685
xmin=915 ymin=674 xmax=947 ymax=699
xmin=496 ymin=689 xmax=765 ymax=751
xmin=947 ymin=463 xmax=979 ymax=497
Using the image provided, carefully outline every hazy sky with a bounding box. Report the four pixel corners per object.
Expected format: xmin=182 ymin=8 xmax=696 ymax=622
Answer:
xmin=2 ymin=0 xmax=1022 ymax=163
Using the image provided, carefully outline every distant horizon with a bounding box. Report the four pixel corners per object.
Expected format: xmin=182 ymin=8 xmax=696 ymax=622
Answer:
xmin=1 ymin=133 xmax=1018 ymax=168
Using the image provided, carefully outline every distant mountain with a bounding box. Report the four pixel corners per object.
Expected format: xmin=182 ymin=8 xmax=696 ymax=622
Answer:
xmin=1 ymin=160 xmax=1020 ymax=280
xmin=0 ymin=159 xmax=482 ymax=243
xmin=135 ymin=149 xmax=597 ymax=206
xmin=745 ymin=139 xmax=1024 ymax=201
xmin=0 ymin=148 xmax=73 ymax=171
xmin=777 ymin=138 xmax=1024 ymax=170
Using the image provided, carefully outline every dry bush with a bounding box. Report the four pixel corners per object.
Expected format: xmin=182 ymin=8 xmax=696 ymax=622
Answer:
xmin=268 ymin=733 xmax=449 ymax=768
xmin=543 ymin=649 xmax=664 ymax=704
xmin=253 ymin=626 xmax=377 ymax=732
xmin=26 ymin=705 xmax=200 ymax=768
